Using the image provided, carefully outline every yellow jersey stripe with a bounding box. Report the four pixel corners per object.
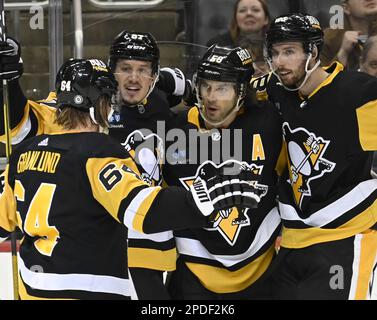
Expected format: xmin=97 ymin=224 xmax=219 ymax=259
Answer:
xmin=354 ymin=230 xmax=377 ymax=299
xmin=187 ymin=107 xmax=200 ymax=128
xmin=281 ymin=199 xmax=377 ymax=248
xmin=128 ymin=247 xmax=177 ymax=271
xmin=0 ymin=166 xmax=17 ymax=232
xmin=308 ymin=62 xmax=344 ymax=99
xmin=186 ymin=245 xmax=275 ymax=293
xmin=356 ymin=99 xmax=377 ymax=151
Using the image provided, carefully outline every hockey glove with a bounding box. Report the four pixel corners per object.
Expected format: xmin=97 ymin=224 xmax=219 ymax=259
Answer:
xmin=158 ymin=67 xmax=186 ymax=96
xmin=190 ymin=163 xmax=261 ymax=217
xmin=157 ymin=67 xmax=196 ymax=107
xmin=0 ymin=37 xmax=23 ymax=81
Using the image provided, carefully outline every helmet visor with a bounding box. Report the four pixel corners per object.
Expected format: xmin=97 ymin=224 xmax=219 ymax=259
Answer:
xmin=266 ymin=42 xmax=310 ymax=88
xmin=195 ymin=77 xmax=239 ymax=125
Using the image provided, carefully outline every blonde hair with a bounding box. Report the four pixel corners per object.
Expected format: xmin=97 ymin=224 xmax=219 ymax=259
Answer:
xmin=229 ymin=0 xmax=271 ymax=44
xmin=55 ymin=96 xmax=110 ymax=130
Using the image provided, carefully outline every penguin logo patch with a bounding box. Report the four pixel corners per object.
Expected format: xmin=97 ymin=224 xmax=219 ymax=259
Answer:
xmin=122 ymin=130 xmax=164 ymax=186
xmin=283 ymin=123 xmax=336 ymax=207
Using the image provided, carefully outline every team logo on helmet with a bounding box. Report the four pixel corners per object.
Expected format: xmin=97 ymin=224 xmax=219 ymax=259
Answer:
xmin=306 ymin=15 xmax=321 ymax=29
xmin=180 ymin=160 xmax=267 ymax=246
xmin=283 ymin=123 xmax=336 ymax=207
xmin=74 ymin=95 xmax=84 ymax=105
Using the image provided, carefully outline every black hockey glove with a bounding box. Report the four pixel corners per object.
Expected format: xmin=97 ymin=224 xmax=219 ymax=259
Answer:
xmin=189 ymin=162 xmax=261 ymax=217
xmin=0 ymin=37 xmax=23 ymax=81
xmin=183 ymin=79 xmax=196 ymax=106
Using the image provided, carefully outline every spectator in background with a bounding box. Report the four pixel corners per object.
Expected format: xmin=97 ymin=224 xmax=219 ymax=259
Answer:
xmin=207 ymin=0 xmax=271 ymax=76
xmin=321 ymin=0 xmax=377 ymax=69
xmin=360 ymin=35 xmax=377 ymax=76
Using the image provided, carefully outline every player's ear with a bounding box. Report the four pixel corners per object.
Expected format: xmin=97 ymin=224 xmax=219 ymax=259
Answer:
xmin=312 ymin=45 xmax=319 ymax=60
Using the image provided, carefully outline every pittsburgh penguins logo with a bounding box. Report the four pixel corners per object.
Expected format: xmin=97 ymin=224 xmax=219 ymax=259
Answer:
xmin=122 ymin=130 xmax=164 ymax=186
xmin=283 ymin=123 xmax=336 ymax=207
xmin=180 ymin=160 xmax=268 ymax=246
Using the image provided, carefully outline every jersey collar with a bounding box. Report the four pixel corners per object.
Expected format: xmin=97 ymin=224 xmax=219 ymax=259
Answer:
xmin=304 ymin=61 xmax=344 ymax=100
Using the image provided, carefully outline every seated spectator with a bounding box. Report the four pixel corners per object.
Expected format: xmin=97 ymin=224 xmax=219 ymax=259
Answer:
xmin=321 ymin=0 xmax=377 ymax=69
xmin=360 ymin=35 xmax=377 ymax=76
xmin=207 ymin=0 xmax=270 ymax=75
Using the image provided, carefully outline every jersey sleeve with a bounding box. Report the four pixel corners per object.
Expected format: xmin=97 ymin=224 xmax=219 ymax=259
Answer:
xmin=86 ymin=156 xmax=207 ymax=234
xmin=0 ymin=166 xmax=18 ymax=233
xmin=355 ymin=78 xmax=377 ymax=151
xmin=0 ymin=80 xmax=27 ymax=137
xmin=0 ymin=91 xmax=61 ymax=145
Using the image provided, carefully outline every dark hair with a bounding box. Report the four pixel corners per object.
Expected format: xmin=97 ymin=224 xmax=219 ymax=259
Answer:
xmin=229 ymin=0 xmax=271 ymax=44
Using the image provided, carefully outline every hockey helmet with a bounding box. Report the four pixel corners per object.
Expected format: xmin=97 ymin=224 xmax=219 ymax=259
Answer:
xmin=194 ymin=45 xmax=254 ymax=126
xmin=109 ymin=30 xmax=160 ymax=75
xmin=56 ymin=58 xmax=118 ymax=110
xmin=265 ymin=13 xmax=324 ymax=59
xmin=196 ymin=44 xmax=254 ymax=85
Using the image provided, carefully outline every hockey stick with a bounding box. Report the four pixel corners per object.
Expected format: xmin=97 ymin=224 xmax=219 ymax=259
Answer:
xmin=0 ymin=0 xmax=19 ymax=300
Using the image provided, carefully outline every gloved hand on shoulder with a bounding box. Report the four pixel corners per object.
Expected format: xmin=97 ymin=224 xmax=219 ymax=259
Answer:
xmin=189 ymin=161 xmax=262 ymax=217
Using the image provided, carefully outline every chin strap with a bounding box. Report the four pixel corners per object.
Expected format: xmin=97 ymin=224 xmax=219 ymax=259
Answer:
xmin=197 ymin=96 xmax=244 ymax=128
xmin=268 ymin=54 xmax=321 ymax=92
xmin=89 ymin=107 xmax=98 ymax=125
xmin=89 ymin=106 xmax=114 ymax=134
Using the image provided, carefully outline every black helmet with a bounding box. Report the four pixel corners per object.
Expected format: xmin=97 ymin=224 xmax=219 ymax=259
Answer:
xmin=109 ymin=30 xmax=160 ymax=74
xmin=265 ymin=13 xmax=324 ymax=58
xmin=56 ymin=58 xmax=118 ymax=110
xmin=194 ymin=45 xmax=254 ymax=126
xmin=197 ymin=45 xmax=254 ymax=85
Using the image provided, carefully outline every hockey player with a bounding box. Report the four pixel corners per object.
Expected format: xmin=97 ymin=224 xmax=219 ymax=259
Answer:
xmin=0 ymin=58 xmax=261 ymax=300
xmin=251 ymin=13 xmax=377 ymax=299
xmin=0 ymin=31 xmax=186 ymax=299
xmin=163 ymin=45 xmax=284 ymax=299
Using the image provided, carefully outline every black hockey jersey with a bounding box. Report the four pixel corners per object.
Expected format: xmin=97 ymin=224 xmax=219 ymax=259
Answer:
xmin=251 ymin=62 xmax=377 ymax=248
xmin=0 ymin=85 xmax=176 ymax=272
xmin=163 ymin=105 xmax=284 ymax=293
xmin=0 ymin=132 xmax=207 ymax=299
